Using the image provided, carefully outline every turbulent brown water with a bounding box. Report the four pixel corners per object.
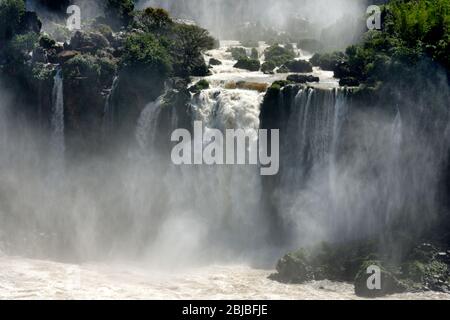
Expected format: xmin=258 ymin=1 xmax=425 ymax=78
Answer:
xmin=1 ymin=257 xmax=449 ymax=300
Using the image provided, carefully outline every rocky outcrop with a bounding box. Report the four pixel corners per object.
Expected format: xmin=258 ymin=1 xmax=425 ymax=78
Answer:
xmin=286 ymin=74 xmax=319 ymax=83
xmin=354 ymin=261 xmax=407 ymax=297
xmin=208 ymin=58 xmax=222 ymax=66
xmin=234 ymin=58 xmax=260 ymax=71
xmin=283 ymin=60 xmax=313 ymax=73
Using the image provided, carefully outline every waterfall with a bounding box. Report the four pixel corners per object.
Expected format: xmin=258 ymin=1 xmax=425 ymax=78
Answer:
xmin=275 ymin=87 xmax=354 ymax=244
xmin=136 ymin=96 xmax=164 ymax=151
xmin=103 ymin=76 xmax=119 ymax=135
xmin=51 ymin=69 xmax=65 ymax=157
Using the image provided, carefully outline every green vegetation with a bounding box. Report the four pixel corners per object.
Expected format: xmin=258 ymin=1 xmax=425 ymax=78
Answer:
xmin=264 ymin=44 xmax=296 ymax=66
xmin=132 ymin=7 xmax=174 ymax=35
xmin=310 ymin=52 xmax=345 ymax=71
xmin=283 ymin=59 xmax=313 ymax=73
xmin=273 ymin=241 xmax=450 ymax=297
xmin=189 ymin=79 xmax=210 ymax=93
xmin=261 ymin=61 xmax=276 ymax=74
xmin=121 ymin=32 xmax=172 ymax=80
xmin=325 ymin=0 xmax=450 ymax=85
xmin=250 ymin=48 xmax=259 ymax=60
xmin=234 ymin=58 xmax=260 ymax=71
xmin=229 ymin=47 xmax=248 ymax=61
xmin=105 ymin=0 xmax=135 ymax=30
xmin=0 ymin=0 xmax=25 ymax=42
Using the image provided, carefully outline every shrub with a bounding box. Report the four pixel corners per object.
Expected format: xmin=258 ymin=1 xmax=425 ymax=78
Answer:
xmin=39 ymin=34 xmax=56 ymax=49
xmin=4 ymin=32 xmax=38 ymax=64
xmin=229 ymin=47 xmax=247 ymax=60
xmin=284 ymin=59 xmax=313 ymax=73
xmin=310 ymin=52 xmax=345 ymax=71
xmin=122 ymin=33 xmax=172 ymax=78
xmin=264 ymin=44 xmax=296 ymax=66
xmin=250 ymin=48 xmax=259 ymax=60
xmin=171 ymin=23 xmax=215 ymax=77
xmin=261 ymin=61 xmax=276 ymax=74
xmin=133 ymin=7 xmax=174 ymax=35
xmin=63 ymin=54 xmax=101 ymax=80
xmin=105 ymin=0 xmax=134 ymax=30
xmin=234 ymin=58 xmax=260 ymax=71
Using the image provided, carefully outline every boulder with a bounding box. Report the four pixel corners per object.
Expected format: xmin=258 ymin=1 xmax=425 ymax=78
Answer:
xmin=273 ymin=249 xmax=313 ymax=283
xmin=276 ymin=65 xmax=289 ymax=73
xmin=261 ymin=61 xmax=276 ymax=74
xmin=234 ymin=58 xmax=260 ymax=71
xmin=189 ymin=79 xmax=210 ymax=93
xmin=272 ymin=241 xmax=380 ymax=284
xmin=209 ymin=58 xmax=222 ymax=66
xmin=354 ymin=261 xmax=408 ymax=297
xmin=57 ymin=50 xmax=80 ymax=64
xmin=283 ymin=59 xmax=313 ymax=73
xmin=287 ymin=74 xmax=319 ymax=83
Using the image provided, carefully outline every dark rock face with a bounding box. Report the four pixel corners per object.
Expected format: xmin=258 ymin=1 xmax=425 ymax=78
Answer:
xmin=209 ymin=58 xmax=222 ymax=66
xmin=20 ymin=12 xmax=42 ymax=34
xmin=32 ymin=47 xmax=48 ymax=64
xmin=286 ymin=74 xmax=319 ymax=83
xmin=339 ymin=77 xmax=360 ymax=87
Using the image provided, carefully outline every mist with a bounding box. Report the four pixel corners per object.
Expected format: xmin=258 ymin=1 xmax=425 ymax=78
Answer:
xmin=137 ymin=0 xmax=368 ymax=42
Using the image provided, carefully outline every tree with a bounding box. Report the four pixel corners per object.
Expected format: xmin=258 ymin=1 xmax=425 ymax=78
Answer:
xmin=134 ymin=7 xmax=174 ymax=35
xmin=171 ymin=24 xmax=215 ymax=77
xmin=121 ymin=33 xmax=172 ymax=79
xmin=105 ymin=0 xmax=135 ymax=30
xmin=0 ymin=0 xmax=25 ymax=42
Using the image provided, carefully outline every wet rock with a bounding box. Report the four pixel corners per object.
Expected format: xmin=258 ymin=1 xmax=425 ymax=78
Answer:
xmin=209 ymin=58 xmax=222 ymax=66
xmin=355 ymin=261 xmax=407 ymax=297
xmin=287 ymin=74 xmax=319 ymax=83
xmin=189 ymin=79 xmax=210 ymax=93
xmin=272 ymin=249 xmax=313 ymax=283
xmin=272 ymin=241 xmax=379 ymax=284
xmin=261 ymin=61 xmax=276 ymax=74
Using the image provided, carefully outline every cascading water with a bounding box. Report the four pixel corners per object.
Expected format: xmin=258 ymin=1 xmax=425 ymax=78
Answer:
xmin=103 ymin=76 xmax=119 ymax=136
xmin=51 ymin=69 xmax=65 ymax=158
xmin=266 ymin=81 xmax=449 ymax=251
xmin=136 ymin=96 xmax=164 ymax=151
